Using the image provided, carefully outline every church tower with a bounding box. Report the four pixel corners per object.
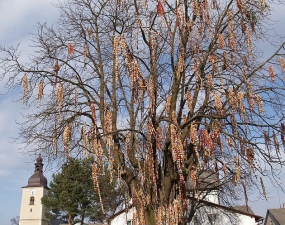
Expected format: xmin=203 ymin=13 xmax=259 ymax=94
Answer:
xmin=19 ymin=155 xmax=50 ymax=225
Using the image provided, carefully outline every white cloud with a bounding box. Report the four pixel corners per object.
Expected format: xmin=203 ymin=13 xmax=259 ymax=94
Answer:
xmin=0 ymin=0 xmax=59 ymax=35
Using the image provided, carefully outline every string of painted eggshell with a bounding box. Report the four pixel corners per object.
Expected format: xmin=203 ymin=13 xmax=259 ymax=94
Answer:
xmin=278 ymin=57 xmax=285 ymax=74
xmin=273 ymin=131 xmax=280 ymax=155
xmin=234 ymin=156 xmax=241 ymax=183
xmin=227 ymin=10 xmax=236 ymax=52
xmin=118 ymin=34 xmax=147 ymax=107
xmin=53 ymin=122 xmax=57 ymax=155
xmin=74 ymin=88 xmax=78 ymax=122
xmin=92 ymin=162 xmax=105 ymax=214
xmin=170 ymin=121 xmax=186 ymax=177
xmin=113 ymin=36 xmax=119 ymax=83
xmin=132 ymin=188 xmax=146 ymax=225
xmin=269 ymin=65 xmax=276 ymax=82
xmin=36 ymin=82 xmax=44 ymax=108
xmin=83 ymin=44 xmax=88 ymax=67
xmin=81 ymin=122 xmax=87 ymax=151
xmin=22 ymin=73 xmax=28 ymax=104
xmin=56 ymin=83 xmax=63 ymax=117
xmin=157 ymin=1 xmax=167 ymax=26
xmin=260 ymin=177 xmax=267 ymax=201
xmin=53 ymin=60 xmax=59 ymax=86
xmin=63 ymin=123 xmax=72 ymax=158
xmin=68 ymin=43 xmax=74 ymax=57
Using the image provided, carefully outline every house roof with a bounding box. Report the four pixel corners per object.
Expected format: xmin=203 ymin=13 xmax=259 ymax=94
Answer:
xmin=24 ymin=154 xmax=48 ymax=188
xmin=232 ymin=205 xmax=254 ymax=215
xmin=107 ymin=200 xmax=263 ymax=223
xmin=197 ymin=199 xmax=263 ymax=220
xmin=107 ymin=205 xmax=132 ymax=223
xmin=266 ymin=208 xmax=285 ymax=224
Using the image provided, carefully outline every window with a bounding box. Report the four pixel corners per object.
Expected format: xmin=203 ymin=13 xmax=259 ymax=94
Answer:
xmin=208 ymin=214 xmax=217 ymax=225
xmin=127 ymin=220 xmax=132 ymax=225
xmin=30 ymin=196 xmax=35 ymax=205
xmin=30 ymin=208 xmax=32 ymax=212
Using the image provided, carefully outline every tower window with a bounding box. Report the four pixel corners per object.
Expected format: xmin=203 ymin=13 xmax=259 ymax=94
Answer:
xmin=30 ymin=208 xmax=32 ymax=212
xmin=30 ymin=196 xmax=35 ymax=205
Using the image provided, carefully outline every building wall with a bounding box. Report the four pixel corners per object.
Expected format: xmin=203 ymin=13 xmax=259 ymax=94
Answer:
xmin=109 ymin=208 xmax=134 ymax=225
xmin=198 ymin=190 xmax=219 ymax=204
xmin=19 ymin=186 xmax=49 ymax=225
xmin=109 ymin=191 xmax=259 ymax=225
xmin=187 ymin=190 xmax=259 ymax=225
xmin=189 ymin=205 xmax=257 ymax=225
xmin=109 ymin=205 xmax=258 ymax=225
xmin=265 ymin=213 xmax=279 ymax=225
xmin=238 ymin=214 xmax=257 ymax=225
xmin=220 ymin=212 xmax=257 ymax=225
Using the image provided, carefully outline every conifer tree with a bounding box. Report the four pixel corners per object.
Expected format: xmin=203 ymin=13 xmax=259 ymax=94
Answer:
xmin=41 ymin=158 xmax=121 ymax=225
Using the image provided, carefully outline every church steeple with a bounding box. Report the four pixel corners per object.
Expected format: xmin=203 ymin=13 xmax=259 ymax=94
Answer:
xmin=26 ymin=154 xmax=48 ymax=188
xmin=19 ymin=154 xmax=50 ymax=225
xmin=34 ymin=154 xmax=43 ymax=172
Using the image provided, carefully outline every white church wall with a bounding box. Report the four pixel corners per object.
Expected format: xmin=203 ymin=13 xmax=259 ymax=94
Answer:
xmin=19 ymin=186 xmax=49 ymax=225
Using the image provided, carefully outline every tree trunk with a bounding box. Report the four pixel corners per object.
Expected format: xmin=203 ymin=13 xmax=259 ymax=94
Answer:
xmin=81 ymin=209 xmax=85 ymax=225
xmin=68 ymin=214 xmax=73 ymax=225
xmin=145 ymin=207 xmax=156 ymax=225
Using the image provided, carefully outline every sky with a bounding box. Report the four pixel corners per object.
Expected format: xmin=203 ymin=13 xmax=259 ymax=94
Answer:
xmin=0 ymin=1 xmax=284 ymax=225
xmin=0 ymin=0 xmax=59 ymax=224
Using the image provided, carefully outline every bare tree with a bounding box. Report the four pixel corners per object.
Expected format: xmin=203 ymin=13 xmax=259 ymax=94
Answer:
xmin=10 ymin=216 xmax=19 ymax=225
xmin=1 ymin=0 xmax=285 ymax=224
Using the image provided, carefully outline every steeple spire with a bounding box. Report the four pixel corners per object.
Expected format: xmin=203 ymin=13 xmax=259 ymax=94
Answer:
xmin=26 ymin=154 xmax=48 ymax=187
xmin=34 ymin=154 xmax=43 ymax=173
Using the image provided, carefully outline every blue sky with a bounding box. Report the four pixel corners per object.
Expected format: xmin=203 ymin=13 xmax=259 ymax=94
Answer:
xmin=0 ymin=1 xmax=284 ymax=225
xmin=0 ymin=1 xmax=58 ymax=224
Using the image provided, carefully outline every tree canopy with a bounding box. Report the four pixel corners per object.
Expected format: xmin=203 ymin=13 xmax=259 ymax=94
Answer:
xmin=1 ymin=0 xmax=285 ymax=224
xmin=41 ymin=158 xmax=121 ymax=225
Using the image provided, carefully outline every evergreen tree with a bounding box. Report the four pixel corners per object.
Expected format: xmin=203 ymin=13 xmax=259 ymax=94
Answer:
xmin=42 ymin=158 xmax=121 ymax=225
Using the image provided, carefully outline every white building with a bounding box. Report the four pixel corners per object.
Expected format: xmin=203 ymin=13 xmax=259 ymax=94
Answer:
xmin=107 ymin=172 xmax=263 ymax=225
xmin=189 ymin=199 xmax=263 ymax=225
xmin=107 ymin=206 xmax=134 ymax=225
xmin=107 ymin=197 xmax=263 ymax=225
xmin=186 ymin=187 xmax=263 ymax=225
xmin=264 ymin=205 xmax=285 ymax=225
xmin=19 ymin=155 xmax=50 ymax=225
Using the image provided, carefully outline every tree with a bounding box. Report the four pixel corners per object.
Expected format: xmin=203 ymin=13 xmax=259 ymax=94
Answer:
xmin=41 ymin=158 xmax=121 ymax=225
xmin=10 ymin=216 xmax=19 ymax=225
xmin=1 ymin=0 xmax=285 ymax=224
